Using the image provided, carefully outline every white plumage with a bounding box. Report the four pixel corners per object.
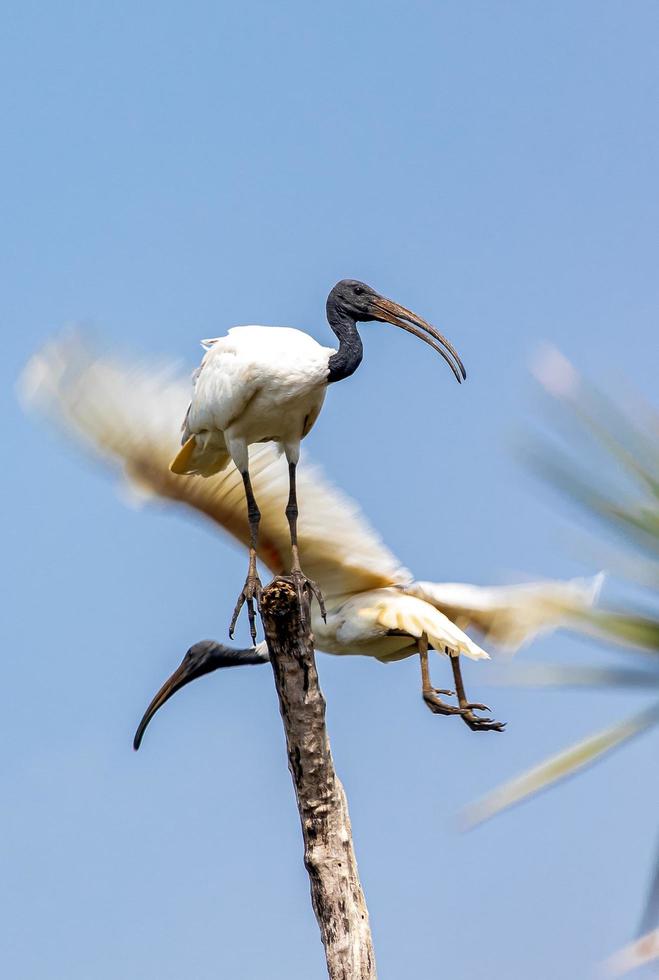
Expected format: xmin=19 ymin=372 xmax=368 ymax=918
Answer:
xmin=21 ymin=335 xmax=602 ymax=729
xmin=177 ymin=327 xmax=333 ymax=477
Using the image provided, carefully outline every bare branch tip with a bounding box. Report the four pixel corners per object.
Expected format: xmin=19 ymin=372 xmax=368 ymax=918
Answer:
xmin=260 ymin=577 xmax=299 ymax=617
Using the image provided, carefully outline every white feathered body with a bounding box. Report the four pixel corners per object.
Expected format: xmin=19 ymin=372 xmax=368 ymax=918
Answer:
xmin=179 ymin=326 xmax=335 ymax=475
xmin=314 ymin=588 xmax=489 ymax=662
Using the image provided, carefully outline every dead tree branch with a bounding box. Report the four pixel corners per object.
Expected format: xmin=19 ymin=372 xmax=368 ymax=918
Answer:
xmin=260 ymin=578 xmax=377 ymax=980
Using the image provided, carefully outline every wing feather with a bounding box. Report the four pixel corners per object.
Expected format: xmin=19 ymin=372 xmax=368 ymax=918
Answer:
xmin=20 ymin=334 xmax=411 ymax=597
xmin=405 ymin=574 xmax=604 ymax=653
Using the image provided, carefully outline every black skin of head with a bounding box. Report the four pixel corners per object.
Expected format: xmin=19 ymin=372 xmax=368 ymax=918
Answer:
xmin=177 ymin=640 xmax=227 ymax=678
xmin=326 ymin=279 xmax=383 ymax=322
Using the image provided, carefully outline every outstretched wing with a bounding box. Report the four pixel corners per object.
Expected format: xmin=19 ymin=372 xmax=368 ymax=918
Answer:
xmin=20 ymin=333 xmax=411 ymax=599
xmin=405 ymin=574 xmax=604 ymax=653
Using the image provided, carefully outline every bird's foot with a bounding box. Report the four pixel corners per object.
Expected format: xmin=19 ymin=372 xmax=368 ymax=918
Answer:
xmin=422 ymin=689 xmax=461 ymax=716
xmin=229 ymin=573 xmax=263 ymax=643
xmin=285 ymin=568 xmax=326 ymax=625
xmin=423 ymin=689 xmax=506 ymax=731
xmin=458 ymin=702 xmax=506 ymax=733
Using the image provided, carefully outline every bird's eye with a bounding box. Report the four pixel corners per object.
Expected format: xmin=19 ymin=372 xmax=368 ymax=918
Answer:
xmin=354 ymin=286 xmax=363 ymax=296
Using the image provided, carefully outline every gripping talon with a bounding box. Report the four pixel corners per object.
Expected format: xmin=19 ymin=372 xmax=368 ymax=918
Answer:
xmin=229 ymin=574 xmax=262 ymax=642
xmin=308 ymin=581 xmax=327 ymax=622
xmin=287 ymin=570 xmax=325 ymax=624
xmin=246 ymin=600 xmax=257 ymax=644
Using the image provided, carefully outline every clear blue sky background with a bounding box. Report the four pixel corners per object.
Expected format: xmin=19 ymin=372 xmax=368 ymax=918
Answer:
xmin=3 ymin=2 xmax=659 ymax=977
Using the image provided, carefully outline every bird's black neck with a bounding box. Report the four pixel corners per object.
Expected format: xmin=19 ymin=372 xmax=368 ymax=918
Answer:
xmin=326 ymin=304 xmax=363 ymax=384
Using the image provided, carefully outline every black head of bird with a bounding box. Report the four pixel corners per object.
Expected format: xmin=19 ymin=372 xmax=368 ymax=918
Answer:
xmin=133 ymin=640 xmax=269 ymax=751
xmin=326 ymin=279 xmax=467 ymax=384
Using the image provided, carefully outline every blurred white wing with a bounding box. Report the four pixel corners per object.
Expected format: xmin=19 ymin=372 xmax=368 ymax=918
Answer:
xmin=20 ymin=333 xmax=411 ymax=599
xmin=405 ymin=574 xmax=604 ymax=652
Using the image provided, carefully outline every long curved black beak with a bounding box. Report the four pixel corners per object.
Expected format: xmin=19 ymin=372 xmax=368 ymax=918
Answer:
xmin=369 ymin=295 xmax=467 ymax=383
xmin=133 ymin=657 xmax=207 ymax=751
xmin=133 ymin=641 xmax=269 ymax=751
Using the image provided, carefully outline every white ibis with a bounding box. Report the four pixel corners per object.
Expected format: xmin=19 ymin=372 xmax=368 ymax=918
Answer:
xmin=169 ymin=280 xmax=466 ymax=641
xmin=21 ymin=337 xmax=602 ymax=744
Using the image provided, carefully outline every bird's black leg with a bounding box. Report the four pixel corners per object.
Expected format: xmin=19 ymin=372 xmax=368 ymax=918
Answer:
xmin=229 ymin=469 xmax=263 ymax=643
xmin=285 ymin=461 xmax=326 ymax=624
xmin=449 ymin=653 xmax=506 ymax=733
xmin=418 ymin=633 xmax=460 ymax=716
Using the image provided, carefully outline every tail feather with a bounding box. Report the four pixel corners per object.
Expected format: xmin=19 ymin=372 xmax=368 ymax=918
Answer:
xmin=169 ymin=435 xmax=230 ymax=477
xmin=170 ymin=435 xmax=198 ymax=474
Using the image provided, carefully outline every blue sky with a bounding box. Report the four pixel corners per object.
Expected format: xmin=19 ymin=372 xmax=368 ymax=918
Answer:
xmin=3 ymin=2 xmax=659 ymax=977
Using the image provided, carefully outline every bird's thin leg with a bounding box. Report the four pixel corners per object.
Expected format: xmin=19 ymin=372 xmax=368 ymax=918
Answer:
xmin=419 ymin=633 xmax=460 ymax=716
xmin=449 ymin=653 xmax=506 ymax=733
xmin=285 ymin=460 xmax=326 ymax=623
xmin=229 ymin=469 xmax=263 ymax=643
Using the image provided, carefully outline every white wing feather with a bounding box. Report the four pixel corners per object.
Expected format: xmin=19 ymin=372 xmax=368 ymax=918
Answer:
xmin=405 ymin=575 xmax=604 ymax=653
xmin=184 ymin=335 xmax=257 ymax=437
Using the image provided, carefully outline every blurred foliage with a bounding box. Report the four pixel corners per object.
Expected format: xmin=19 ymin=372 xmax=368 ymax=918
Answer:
xmin=463 ymin=349 xmax=659 ymax=974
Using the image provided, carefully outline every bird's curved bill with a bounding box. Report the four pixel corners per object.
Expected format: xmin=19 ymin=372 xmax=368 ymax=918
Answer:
xmin=133 ymin=657 xmax=207 ymax=751
xmin=370 ymin=296 xmax=467 ymax=383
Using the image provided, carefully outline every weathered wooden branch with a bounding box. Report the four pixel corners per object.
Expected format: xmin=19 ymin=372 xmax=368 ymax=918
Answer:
xmin=260 ymin=578 xmax=377 ymax=980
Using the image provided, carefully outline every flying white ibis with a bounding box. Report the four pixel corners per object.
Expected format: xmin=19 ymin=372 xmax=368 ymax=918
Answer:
xmin=21 ymin=336 xmax=602 ymax=744
xmin=168 ymin=280 xmax=466 ymax=641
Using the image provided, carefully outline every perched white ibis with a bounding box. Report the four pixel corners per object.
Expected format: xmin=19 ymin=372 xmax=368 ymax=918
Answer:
xmin=21 ymin=337 xmax=602 ymax=745
xmin=169 ymin=280 xmax=466 ymax=641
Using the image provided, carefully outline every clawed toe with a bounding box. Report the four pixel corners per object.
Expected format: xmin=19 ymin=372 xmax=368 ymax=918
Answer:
xmin=423 ymin=691 xmax=462 ymax=716
xmin=422 ymin=688 xmax=506 ymax=731
xmin=423 ymin=693 xmax=505 ymax=731
xmin=459 ymin=706 xmax=506 ymax=733
xmin=287 ymin=570 xmax=326 ymax=623
xmin=229 ymin=575 xmax=263 ymax=643
xmin=446 ymin=651 xmax=506 ymax=733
